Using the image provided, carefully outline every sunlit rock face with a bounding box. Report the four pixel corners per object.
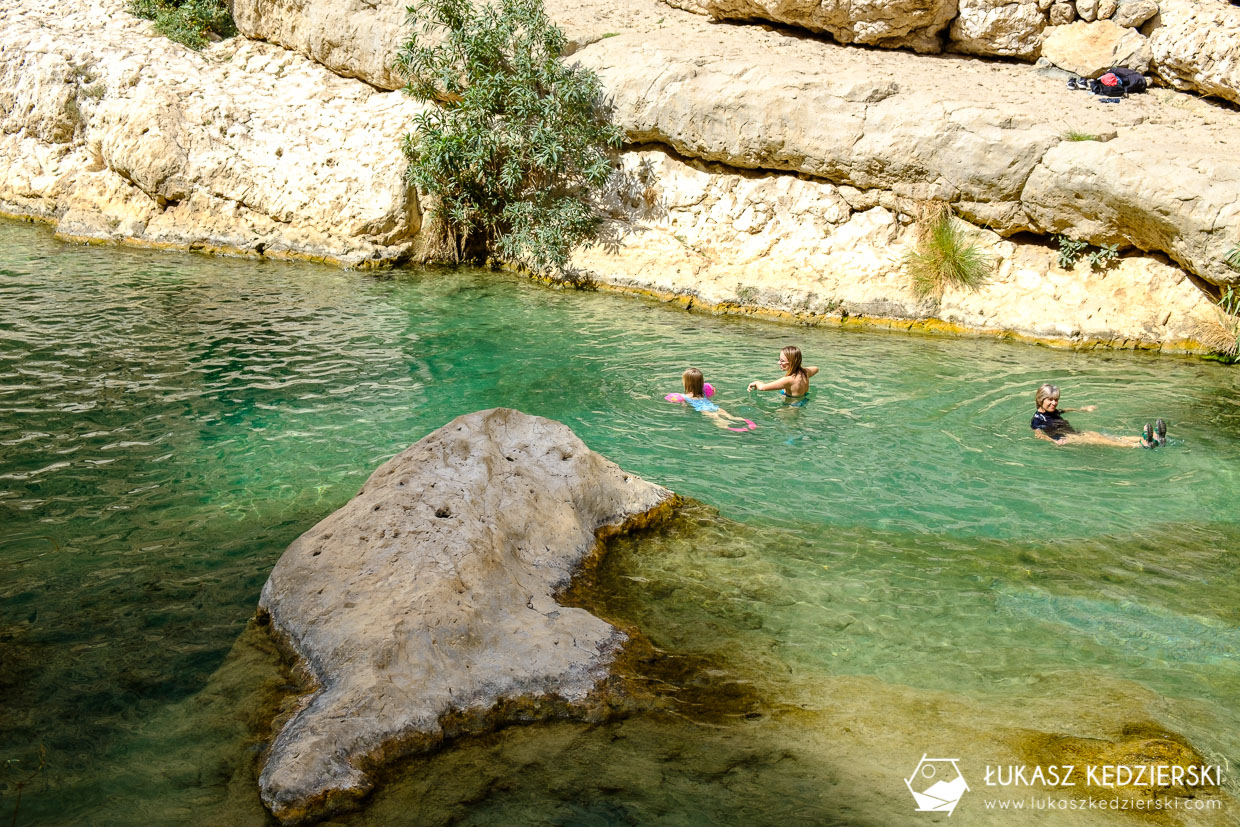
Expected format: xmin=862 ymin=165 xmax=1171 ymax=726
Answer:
xmin=1148 ymin=0 xmax=1240 ymax=107
xmin=695 ymin=0 xmax=958 ymax=54
xmin=0 ymin=0 xmax=424 ymax=267
xmin=256 ymin=408 xmax=674 ymax=823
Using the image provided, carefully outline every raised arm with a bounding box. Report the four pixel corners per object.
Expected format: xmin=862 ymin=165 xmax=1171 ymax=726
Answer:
xmin=748 ymin=376 xmax=794 ymax=392
xmin=805 ymin=366 xmax=820 ymax=378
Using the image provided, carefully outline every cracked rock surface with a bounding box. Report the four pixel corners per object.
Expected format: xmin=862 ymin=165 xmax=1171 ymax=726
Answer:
xmin=4 ymin=0 xmax=1237 ymax=348
xmin=571 ymin=16 xmax=1240 ymax=287
xmin=257 ymin=408 xmax=672 ymax=823
xmin=235 ymin=0 xmax=1240 ymax=287
xmin=0 ymin=0 xmax=425 ymax=266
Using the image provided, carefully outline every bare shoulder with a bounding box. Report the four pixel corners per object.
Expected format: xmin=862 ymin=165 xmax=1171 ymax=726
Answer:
xmin=805 ymin=366 xmax=820 ymax=378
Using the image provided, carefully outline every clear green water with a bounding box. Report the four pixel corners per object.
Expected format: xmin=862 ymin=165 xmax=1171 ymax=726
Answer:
xmin=2 ymin=219 xmax=1239 ymax=824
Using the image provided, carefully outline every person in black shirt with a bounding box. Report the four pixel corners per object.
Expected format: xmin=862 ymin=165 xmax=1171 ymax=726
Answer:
xmin=1031 ymin=383 xmax=1163 ymax=448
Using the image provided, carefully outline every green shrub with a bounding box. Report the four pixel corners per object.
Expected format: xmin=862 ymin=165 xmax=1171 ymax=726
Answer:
xmin=1088 ymin=242 xmax=1119 ymax=272
xmin=1063 ymin=131 xmax=1099 ymax=142
xmin=903 ymin=205 xmax=994 ymax=299
xmin=1056 ymin=235 xmax=1088 ymax=269
xmin=396 ymin=0 xmax=622 ymax=277
xmin=128 ymin=0 xmax=235 ymax=49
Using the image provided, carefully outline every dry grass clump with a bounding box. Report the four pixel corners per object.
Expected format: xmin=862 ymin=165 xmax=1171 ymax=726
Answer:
xmin=1197 ymin=251 xmax=1240 ymax=361
xmin=903 ymin=202 xmax=995 ymax=299
xmin=1195 ymin=280 xmax=1240 ymax=361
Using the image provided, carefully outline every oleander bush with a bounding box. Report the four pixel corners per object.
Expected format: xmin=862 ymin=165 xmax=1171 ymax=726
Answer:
xmin=396 ymin=0 xmax=622 ymax=277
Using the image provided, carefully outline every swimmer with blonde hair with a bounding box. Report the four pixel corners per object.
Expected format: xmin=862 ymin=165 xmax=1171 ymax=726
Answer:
xmin=747 ymin=346 xmax=819 ymax=401
xmin=1031 ymin=383 xmax=1165 ymax=448
xmin=671 ymin=368 xmax=756 ymax=431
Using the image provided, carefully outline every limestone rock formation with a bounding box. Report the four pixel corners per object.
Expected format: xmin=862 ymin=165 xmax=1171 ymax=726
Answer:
xmin=949 ymin=0 xmax=1048 ymax=59
xmin=1041 ymin=19 xmax=1152 ymax=75
xmin=572 ymin=22 xmax=1240 ymax=286
xmin=577 ymin=150 xmax=1217 ymax=349
xmin=230 ymin=0 xmax=677 ymax=91
xmin=257 ymin=408 xmax=674 ymax=823
xmin=1022 ymin=128 xmax=1240 ymax=288
xmin=227 ymin=0 xmax=1240 ymax=122
xmin=5 ymin=0 xmax=1240 ymax=351
xmin=0 ymin=0 xmax=424 ymax=266
xmin=1148 ymin=0 xmax=1240 ymax=106
xmin=1049 ymin=3 xmax=1076 ymax=25
xmin=695 ymin=0 xmax=957 ymax=53
xmin=1112 ymin=0 xmax=1158 ymax=28
xmin=232 ymin=0 xmax=410 ymax=91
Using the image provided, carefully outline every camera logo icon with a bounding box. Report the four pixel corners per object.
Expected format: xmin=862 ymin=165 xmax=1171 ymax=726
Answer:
xmin=905 ymin=755 xmax=969 ymax=815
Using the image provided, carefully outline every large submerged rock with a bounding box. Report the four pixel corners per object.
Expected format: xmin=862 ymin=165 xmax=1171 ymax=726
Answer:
xmin=256 ymin=408 xmax=674 ymax=823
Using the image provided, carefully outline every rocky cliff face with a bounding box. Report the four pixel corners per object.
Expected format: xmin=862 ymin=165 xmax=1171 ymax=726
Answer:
xmin=0 ymin=0 xmax=1237 ymax=351
xmin=581 ymin=150 xmax=1212 ymax=349
xmin=0 ymin=0 xmax=425 ymax=267
xmin=257 ymin=408 xmax=674 ymax=823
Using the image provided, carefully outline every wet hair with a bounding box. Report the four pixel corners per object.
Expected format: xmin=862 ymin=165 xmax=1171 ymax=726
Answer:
xmin=781 ymin=346 xmax=806 ymax=378
xmin=1035 ymin=383 xmax=1061 ymax=408
xmin=683 ymin=367 xmax=705 ymax=397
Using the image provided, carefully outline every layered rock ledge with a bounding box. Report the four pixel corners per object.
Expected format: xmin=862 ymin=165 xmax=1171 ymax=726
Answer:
xmin=0 ymin=0 xmax=425 ymax=267
xmin=225 ymin=0 xmax=1237 ymax=350
xmin=2 ymin=0 xmax=1238 ymax=351
xmin=256 ymin=408 xmax=674 ymax=823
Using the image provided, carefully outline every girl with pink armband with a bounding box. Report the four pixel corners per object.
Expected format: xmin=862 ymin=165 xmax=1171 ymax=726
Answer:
xmin=665 ymin=368 xmax=756 ymax=432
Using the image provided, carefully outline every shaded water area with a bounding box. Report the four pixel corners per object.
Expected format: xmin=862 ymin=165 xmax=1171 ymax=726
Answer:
xmin=2 ymin=219 xmax=1239 ymax=824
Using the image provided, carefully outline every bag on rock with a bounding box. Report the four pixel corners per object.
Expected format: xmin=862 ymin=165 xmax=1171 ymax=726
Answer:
xmin=1093 ymin=72 xmax=1126 ymax=96
xmin=1106 ymin=66 xmax=1148 ymax=94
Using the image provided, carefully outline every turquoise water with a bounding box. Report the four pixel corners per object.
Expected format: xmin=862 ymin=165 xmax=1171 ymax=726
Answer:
xmin=2 ymin=219 xmax=1239 ymax=824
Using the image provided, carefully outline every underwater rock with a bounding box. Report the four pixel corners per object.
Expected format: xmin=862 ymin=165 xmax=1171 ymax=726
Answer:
xmin=1019 ymin=722 xmax=1221 ymax=800
xmin=256 ymin=408 xmax=674 ymax=823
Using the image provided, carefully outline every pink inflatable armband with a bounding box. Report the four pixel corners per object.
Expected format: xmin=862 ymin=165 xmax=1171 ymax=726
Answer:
xmin=664 ymin=383 xmax=714 ymax=403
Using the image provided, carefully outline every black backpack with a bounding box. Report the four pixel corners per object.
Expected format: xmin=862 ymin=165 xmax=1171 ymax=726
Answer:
xmin=1106 ymin=66 xmax=1148 ymax=94
xmin=1090 ymin=75 xmax=1122 ymax=96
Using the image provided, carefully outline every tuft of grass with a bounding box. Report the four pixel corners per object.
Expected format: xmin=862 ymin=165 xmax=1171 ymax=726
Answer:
xmin=1195 ymin=286 xmax=1240 ymax=362
xmin=600 ymin=32 xmax=621 ymax=38
xmin=903 ymin=204 xmax=994 ymax=299
xmin=1226 ymin=244 xmax=1240 ymax=273
xmin=1063 ymin=130 xmax=1100 ymax=141
xmin=128 ymin=0 xmax=236 ymax=49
